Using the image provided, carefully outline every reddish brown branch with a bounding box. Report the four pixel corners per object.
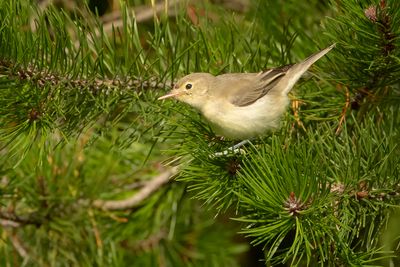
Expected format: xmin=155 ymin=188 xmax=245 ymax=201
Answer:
xmin=335 ymin=84 xmax=350 ymax=135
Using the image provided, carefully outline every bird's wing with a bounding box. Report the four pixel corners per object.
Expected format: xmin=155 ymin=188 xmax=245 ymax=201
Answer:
xmin=220 ymin=65 xmax=292 ymax=107
xmin=214 ymin=44 xmax=335 ymax=107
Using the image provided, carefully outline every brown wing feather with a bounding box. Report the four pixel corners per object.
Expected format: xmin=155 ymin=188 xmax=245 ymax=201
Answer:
xmin=230 ymin=64 xmax=293 ymax=107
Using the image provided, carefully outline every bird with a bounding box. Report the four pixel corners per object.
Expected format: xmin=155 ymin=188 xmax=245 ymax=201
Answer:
xmin=158 ymin=44 xmax=335 ymax=140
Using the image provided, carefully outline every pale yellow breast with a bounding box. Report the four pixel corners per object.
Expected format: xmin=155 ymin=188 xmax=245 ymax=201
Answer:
xmin=201 ymin=95 xmax=290 ymax=139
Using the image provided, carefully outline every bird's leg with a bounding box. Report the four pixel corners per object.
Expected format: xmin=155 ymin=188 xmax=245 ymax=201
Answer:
xmin=211 ymin=139 xmax=250 ymax=158
xmin=232 ymin=139 xmax=250 ymax=150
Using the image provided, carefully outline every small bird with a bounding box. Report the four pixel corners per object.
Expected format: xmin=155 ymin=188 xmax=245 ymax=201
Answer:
xmin=159 ymin=44 xmax=335 ymax=139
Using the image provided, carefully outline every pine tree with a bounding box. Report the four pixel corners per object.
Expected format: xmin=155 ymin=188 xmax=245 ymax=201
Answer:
xmin=0 ymin=0 xmax=399 ymax=266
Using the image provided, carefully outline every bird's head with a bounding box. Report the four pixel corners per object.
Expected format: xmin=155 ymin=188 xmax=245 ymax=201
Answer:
xmin=158 ymin=73 xmax=214 ymax=110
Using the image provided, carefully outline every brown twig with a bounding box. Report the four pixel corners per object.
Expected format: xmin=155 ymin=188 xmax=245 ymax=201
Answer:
xmin=0 ymin=219 xmax=21 ymax=228
xmin=89 ymin=210 xmax=103 ymax=249
xmin=92 ymin=166 xmax=179 ymax=210
xmin=335 ymin=84 xmax=350 ymax=135
xmin=0 ymin=210 xmax=42 ymax=227
xmin=291 ymin=98 xmax=306 ymax=131
xmin=9 ymin=232 xmax=29 ymax=260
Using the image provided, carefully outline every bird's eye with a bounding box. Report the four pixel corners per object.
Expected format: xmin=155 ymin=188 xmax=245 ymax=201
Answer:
xmin=185 ymin=83 xmax=192 ymax=90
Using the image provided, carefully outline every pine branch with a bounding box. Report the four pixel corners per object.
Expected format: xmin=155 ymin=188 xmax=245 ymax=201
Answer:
xmin=325 ymin=0 xmax=400 ymax=114
xmin=93 ymin=166 xmax=178 ymax=210
xmin=0 ymin=0 xmax=398 ymax=265
xmin=0 ymin=60 xmax=167 ymax=94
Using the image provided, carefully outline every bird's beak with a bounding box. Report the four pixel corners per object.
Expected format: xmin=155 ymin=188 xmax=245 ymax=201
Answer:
xmin=157 ymin=91 xmax=182 ymax=100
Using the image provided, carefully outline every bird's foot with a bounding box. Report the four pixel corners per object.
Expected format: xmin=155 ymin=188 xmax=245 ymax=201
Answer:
xmin=211 ymin=139 xmax=250 ymax=158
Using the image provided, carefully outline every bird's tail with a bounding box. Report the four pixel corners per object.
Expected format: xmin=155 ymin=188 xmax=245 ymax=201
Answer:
xmin=270 ymin=43 xmax=335 ymax=95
